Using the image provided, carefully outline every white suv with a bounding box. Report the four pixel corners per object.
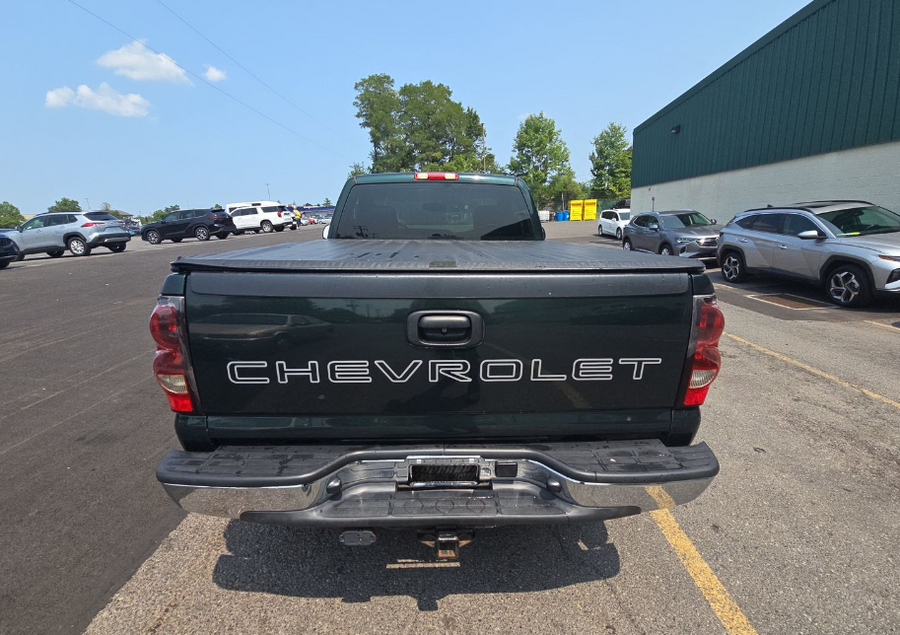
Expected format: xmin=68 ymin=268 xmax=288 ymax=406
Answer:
xmin=229 ymin=204 xmax=293 ymax=234
xmin=717 ymin=200 xmax=900 ymax=307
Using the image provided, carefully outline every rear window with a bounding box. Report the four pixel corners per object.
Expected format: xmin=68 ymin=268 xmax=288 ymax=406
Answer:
xmin=85 ymin=212 xmax=118 ymax=221
xmin=332 ymin=182 xmax=535 ymax=240
xmin=618 ymin=212 xmax=630 ymax=220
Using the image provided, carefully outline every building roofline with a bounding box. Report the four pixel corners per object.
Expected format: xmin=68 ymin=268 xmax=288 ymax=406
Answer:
xmin=634 ymin=0 xmax=836 ymax=134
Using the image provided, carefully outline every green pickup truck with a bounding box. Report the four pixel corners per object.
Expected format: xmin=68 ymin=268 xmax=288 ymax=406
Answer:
xmin=152 ymin=172 xmax=724 ymax=557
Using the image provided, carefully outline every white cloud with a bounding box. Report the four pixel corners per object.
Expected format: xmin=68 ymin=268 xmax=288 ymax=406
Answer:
xmin=97 ymin=41 xmax=189 ymax=84
xmin=45 ymin=83 xmax=150 ymax=117
xmin=203 ymin=65 xmax=226 ymax=82
xmin=45 ymin=86 xmax=75 ymax=108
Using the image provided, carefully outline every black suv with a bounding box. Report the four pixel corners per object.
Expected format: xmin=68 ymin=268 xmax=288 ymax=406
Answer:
xmin=141 ymin=209 xmax=236 ymax=245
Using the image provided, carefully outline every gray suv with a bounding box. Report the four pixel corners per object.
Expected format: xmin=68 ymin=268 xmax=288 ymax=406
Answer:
xmin=1 ymin=211 xmax=131 ymax=260
xmin=622 ymin=210 xmax=720 ymax=259
xmin=717 ymin=200 xmax=900 ymax=307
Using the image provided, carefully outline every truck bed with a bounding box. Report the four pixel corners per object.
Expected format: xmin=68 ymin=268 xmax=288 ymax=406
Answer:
xmin=171 ymin=240 xmax=706 ymax=274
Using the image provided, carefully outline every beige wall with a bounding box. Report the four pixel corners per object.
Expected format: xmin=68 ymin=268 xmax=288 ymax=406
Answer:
xmin=631 ymin=140 xmax=900 ymax=222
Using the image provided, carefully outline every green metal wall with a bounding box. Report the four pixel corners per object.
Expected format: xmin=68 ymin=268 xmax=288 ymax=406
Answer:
xmin=632 ymin=0 xmax=900 ymax=188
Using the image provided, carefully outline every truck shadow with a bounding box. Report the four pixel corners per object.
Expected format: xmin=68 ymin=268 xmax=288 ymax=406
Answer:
xmin=213 ymin=520 xmax=620 ymax=610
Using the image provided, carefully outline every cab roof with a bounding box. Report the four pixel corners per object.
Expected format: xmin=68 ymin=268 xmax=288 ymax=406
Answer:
xmin=351 ymin=172 xmax=519 ymax=186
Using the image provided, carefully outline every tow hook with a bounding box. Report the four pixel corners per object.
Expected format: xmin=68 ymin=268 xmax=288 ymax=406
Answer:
xmin=418 ymin=530 xmax=474 ymax=559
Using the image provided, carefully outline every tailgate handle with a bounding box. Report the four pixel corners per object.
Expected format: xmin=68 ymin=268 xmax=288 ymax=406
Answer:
xmin=407 ymin=311 xmax=484 ymax=348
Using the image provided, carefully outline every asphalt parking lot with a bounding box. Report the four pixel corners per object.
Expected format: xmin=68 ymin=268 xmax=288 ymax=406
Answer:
xmin=1 ymin=222 xmax=898 ymax=635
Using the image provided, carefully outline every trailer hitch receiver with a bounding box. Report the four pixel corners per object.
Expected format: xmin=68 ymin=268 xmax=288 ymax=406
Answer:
xmin=418 ymin=530 xmax=473 ymax=559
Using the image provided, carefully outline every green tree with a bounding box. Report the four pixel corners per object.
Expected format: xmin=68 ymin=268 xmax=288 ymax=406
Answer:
xmin=0 ymin=201 xmax=25 ymax=227
xmin=212 ymin=203 xmax=223 ymax=210
xmin=323 ymin=197 xmax=332 ymax=206
xmin=353 ymin=74 xmax=495 ymax=173
xmin=589 ymin=122 xmax=632 ymax=198
xmin=353 ymin=74 xmax=402 ymax=172
xmin=348 ymin=162 xmax=368 ymax=178
xmin=508 ymin=113 xmax=573 ymax=209
xmin=48 ymin=197 xmax=82 ymax=213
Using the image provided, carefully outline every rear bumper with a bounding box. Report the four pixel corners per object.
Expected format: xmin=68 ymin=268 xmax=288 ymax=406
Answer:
xmin=87 ymin=232 xmax=131 ymax=247
xmin=157 ymin=440 xmax=718 ymax=528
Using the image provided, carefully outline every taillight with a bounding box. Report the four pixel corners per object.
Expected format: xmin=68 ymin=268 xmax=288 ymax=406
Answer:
xmin=277 ymin=211 xmax=282 ymax=217
xmin=682 ymin=295 xmax=725 ymax=406
xmin=414 ymin=172 xmax=459 ymax=180
xmin=81 ymin=222 xmax=104 ymax=227
xmin=149 ymin=296 xmax=196 ymax=413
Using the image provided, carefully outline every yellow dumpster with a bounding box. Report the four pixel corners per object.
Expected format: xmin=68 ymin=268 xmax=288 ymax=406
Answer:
xmin=583 ymin=199 xmax=597 ymax=221
xmin=570 ymin=200 xmax=584 ymax=221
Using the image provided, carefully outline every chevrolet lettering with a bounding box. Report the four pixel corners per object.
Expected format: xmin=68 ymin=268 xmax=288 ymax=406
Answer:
xmin=153 ymin=172 xmax=724 ymax=558
xmin=226 ymin=358 xmax=665 ymax=385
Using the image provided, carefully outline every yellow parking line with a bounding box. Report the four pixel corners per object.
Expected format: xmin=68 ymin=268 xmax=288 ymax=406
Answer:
xmin=647 ymin=487 xmax=759 ymax=635
xmin=723 ymin=332 xmax=900 ymax=412
xmin=865 ymin=320 xmax=899 ymax=332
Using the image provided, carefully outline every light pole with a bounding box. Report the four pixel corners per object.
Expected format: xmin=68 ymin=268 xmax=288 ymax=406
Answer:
xmin=481 ymin=123 xmax=487 ymax=173
xmin=266 ymin=183 xmax=271 ymax=199
xmin=85 ymin=198 xmax=91 ymax=212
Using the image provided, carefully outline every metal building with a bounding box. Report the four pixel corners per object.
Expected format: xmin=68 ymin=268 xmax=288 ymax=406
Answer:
xmin=631 ymin=0 xmax=900 ymax=220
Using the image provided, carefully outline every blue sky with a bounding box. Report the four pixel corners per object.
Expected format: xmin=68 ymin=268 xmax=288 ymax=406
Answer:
xmin=2 ymin=0 xmax=809 ymax=216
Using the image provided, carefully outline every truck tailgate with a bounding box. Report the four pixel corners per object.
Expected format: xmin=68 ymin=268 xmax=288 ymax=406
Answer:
xmin=175 ymin=241 xmax=703 ymax=439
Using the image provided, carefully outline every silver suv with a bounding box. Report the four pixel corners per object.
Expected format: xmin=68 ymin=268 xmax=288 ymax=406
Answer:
xmin=622 ymin=210 xmax=720 ymax=260
xmin=717 ymin=200 xmax=900 ymax=307
xmin=1 ymin=211 xmax=131 ymax=260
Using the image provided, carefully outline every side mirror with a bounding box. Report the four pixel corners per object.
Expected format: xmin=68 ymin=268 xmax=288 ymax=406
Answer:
xmin=797 ymin=230 xmax=825 ymax=240
xmin=710 ymin=218 xmax=718 ymax=225
xmin=322 ymin=224 xmax=330 ymax=239
xmin=17 ymin=226 xmax=24 ymax=232
xmin=648 ymin=224 xmax=660 ymax=231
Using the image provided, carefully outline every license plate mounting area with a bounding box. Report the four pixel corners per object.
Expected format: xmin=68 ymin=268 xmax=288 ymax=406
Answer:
xmin=406 ymin=457 xmax=482 ymax=488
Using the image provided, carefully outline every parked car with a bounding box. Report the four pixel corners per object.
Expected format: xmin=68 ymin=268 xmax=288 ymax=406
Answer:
xmin=230 ymin=205 xmax=293 ymax=234
xmin=0 ymin=233 xmax=17 ymax=269
xmin=141 ymin=209 xmax=235 ymax=245
xmin=622 ymin=210 xmax=719 ymax=260
xmin=0 ymin=211 xmax=130 ymax=259
xmin=598 ymin=208 xmax=632 ymax=239
xmin=717 ymin=200 xmax=900 ymax=307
